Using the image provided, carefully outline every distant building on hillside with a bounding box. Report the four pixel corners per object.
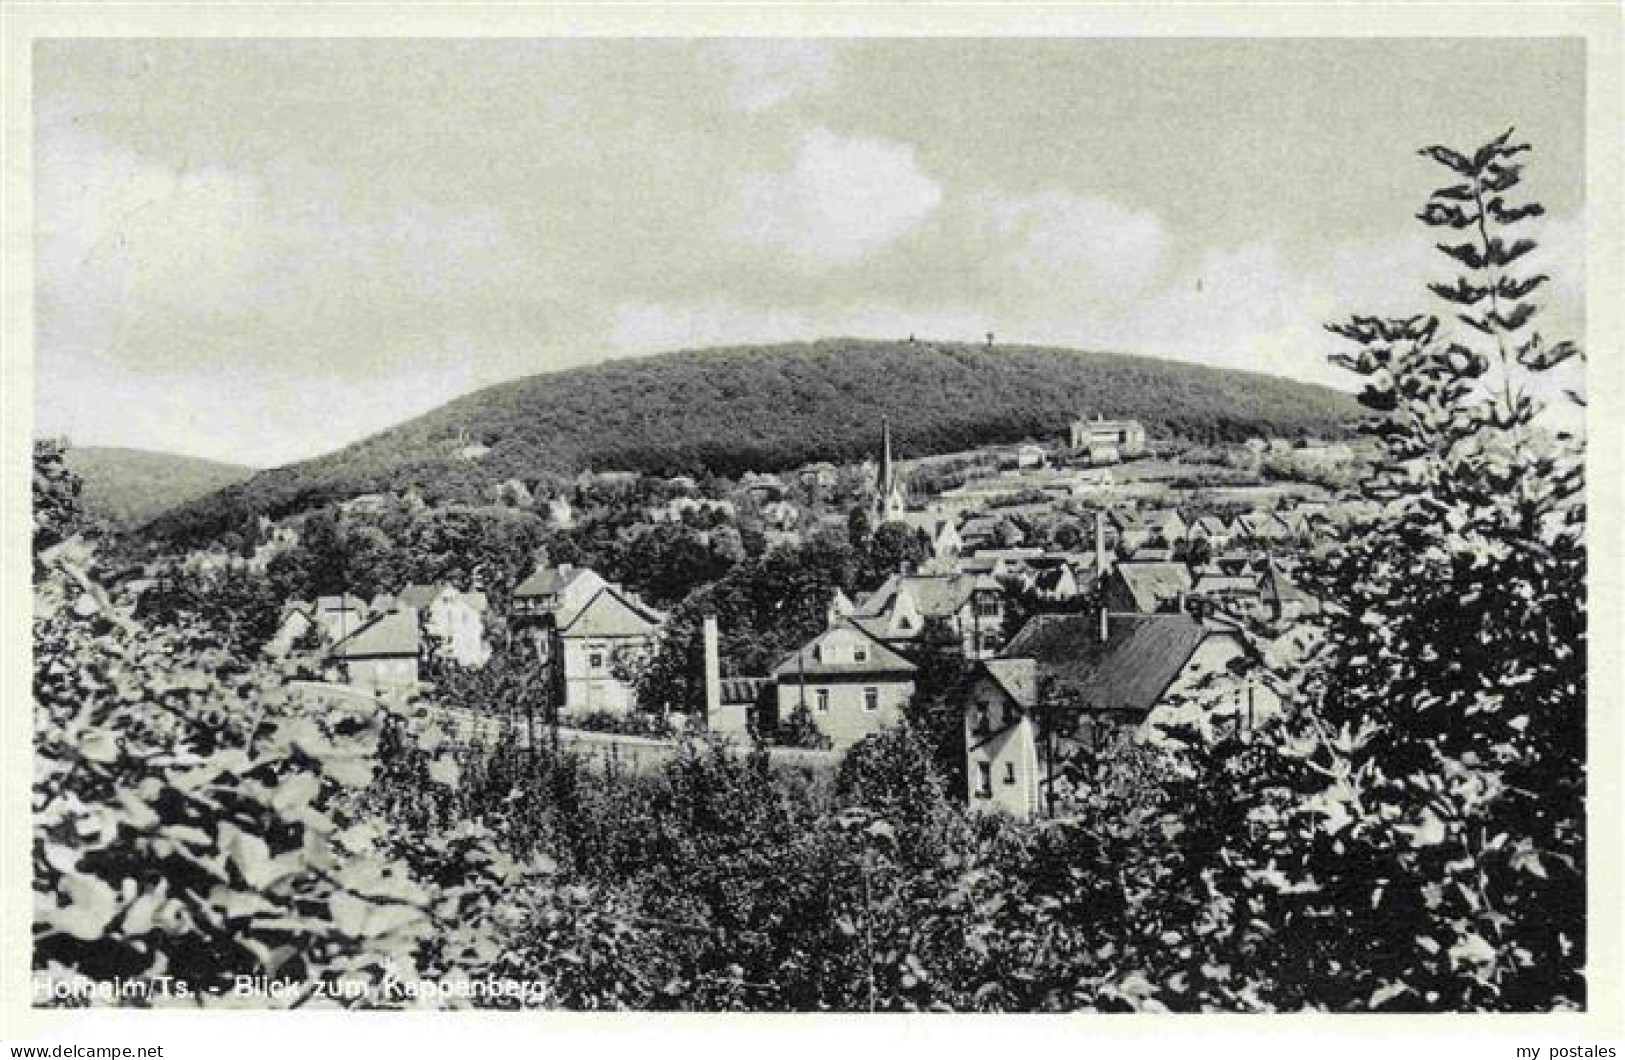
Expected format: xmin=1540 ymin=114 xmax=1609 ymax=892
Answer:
xmin=1069 ymin=415 xmax=1146 ymax=458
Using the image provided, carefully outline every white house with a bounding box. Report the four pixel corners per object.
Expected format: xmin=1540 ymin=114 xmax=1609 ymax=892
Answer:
xmin=771 ymin=622 xmax=917 ymax=748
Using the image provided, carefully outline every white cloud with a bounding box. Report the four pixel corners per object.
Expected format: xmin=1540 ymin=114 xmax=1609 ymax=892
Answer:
xmin=981 ymin=189 xmax=1167 ymax=297
xmin=730 ymin=127 xmax=943 ymax=267
xmin=609 ymin=298 xmax=997 ymax=357
xmin=34 ymin=118 xmax=522 ymax=378
xmin=707 ymin=40 xmax=838 ymax=113
xmin=611 ymin=300 xmax=816 ymax=355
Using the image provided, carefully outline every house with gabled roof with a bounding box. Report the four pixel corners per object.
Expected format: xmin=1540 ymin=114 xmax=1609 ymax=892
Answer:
xmin=1235 ymin=510 xmax=1291 ymax=544
xmin=394 ymin=583 xmax=491 ymax=668
xmin=1189 ymin=515 xmax=1237 ymax=551
xmin=510 ymin=562 xmax=666 ymax=716
xmin=849 ymin=570 xmax=1008 ymax=660
xmin=1260 ymin=559 xmax=1320 ymax=621
xmin=966 ymin=611 xmax=1278 ymax=818
xmin=552 ymin=585 xmax=665 ymax=717
xmin=1102 ymin=561 xmax=1194 ymax=614
xmin=963 ymin=657 xmax=1047 ymax=818
xmin=1069 ymin=415 xmax=1146 ymax=457
xmin=329 ymin=608 xmax=422 ymax=693
xmin=770 ymin=621 xmax=917 ymax=747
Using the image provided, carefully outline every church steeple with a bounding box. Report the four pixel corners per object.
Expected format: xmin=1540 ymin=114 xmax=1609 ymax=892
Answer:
xmin=880 ymin=416 xmax=893 ymax=499
xmin=874 ymin=416 xmax=906 ymax=525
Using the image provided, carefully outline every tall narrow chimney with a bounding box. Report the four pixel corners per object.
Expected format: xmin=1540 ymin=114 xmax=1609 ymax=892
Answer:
xmin=1099 ymin=605 xmax=1110 ymax=643
xmin=702 ymin=614 xmax=722 ymax=723
xmin=1094 ymin=509 xmax=1109 ymax=577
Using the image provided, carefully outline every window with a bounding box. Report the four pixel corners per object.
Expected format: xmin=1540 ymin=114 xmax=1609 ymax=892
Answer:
xmin=863 ymin=687 xmax=879 ymax=712
xmin=854 ymin=647 xmax=868 ymax=663
xmin=1004 ymin=762 xmax=1017 ymax=785
xmin=974 ymin=705 xmax=990 ymax=735
xmin=975 ymin=762 xmax=992 ymax=798
xmin=588 ymin=650 xmax=605 ymax=671
xmin=815 ymin=689 xmax=830 ymax=713
xmin=975 ymin=595 xmax=1001 ymax=618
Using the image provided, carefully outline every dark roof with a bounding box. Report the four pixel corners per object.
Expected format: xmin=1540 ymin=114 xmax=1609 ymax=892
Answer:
xmin=856 ymin=572 xmax=999 ymax=621
xmin=1111 ymin=562 xmax=1194 ymax=612
xmin=1032 ymin=566 xmax=1075 ymax=593
xmin=978 ymin=657 xmax=1038 ymax=710
xmin=514 ymin=564 xmax=590 ymax=598
xmin=719 ymin=676 xmax=769 ymax=705
xmin=396 ymin=583 xmax=447 ymax=609
xmin=1067 ymin=615 xmax=1227 ymax=713
xmin=1002 ymin=613 xmax=1116 ymax=686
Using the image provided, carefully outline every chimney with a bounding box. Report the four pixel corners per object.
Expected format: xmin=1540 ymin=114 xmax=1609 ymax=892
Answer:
xmin=702 ymin=614 xmax=722 ymax=723
xmin=558 ymin=562 xmax=572 ymax=576
xmin=1099 ymin=605 xmax=1110 ymax=643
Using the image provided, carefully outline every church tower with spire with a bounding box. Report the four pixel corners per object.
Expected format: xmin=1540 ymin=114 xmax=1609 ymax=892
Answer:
xmin=874 ymin=416 xmax=908 ymax=525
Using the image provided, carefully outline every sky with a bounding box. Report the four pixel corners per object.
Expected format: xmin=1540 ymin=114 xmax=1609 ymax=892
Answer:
xmin=33 ymin=38 xmax=1586 ymax=468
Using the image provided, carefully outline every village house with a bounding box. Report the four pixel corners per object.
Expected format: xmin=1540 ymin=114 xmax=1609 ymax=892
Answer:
xmin=963 ymin=658 xmax=1044 ymax=818
xmin=1064 ymin=612 xmax=1277 ymax=748
xmin=511 ymin=563 xmax=666 ymax=717
xmin=1013 ymin=443 xmax=1047 ymax=469
xmin=1101 ymin=561 xmax=1194 ymax=614
xmin=897 ymin=511 xmax=963 ymax=559
xmin=760 ymin=499 xmax=801 ymax=531
xmin=542 ymin=496 xmax=575 ymax=530
xmin=849 ymin=570 xmax=1008 ymax=659
xmin=1068 ymin=415 xmax=1147 ymax=458
xmin=1235 ymin=510 xmax=1291 ymax=545
xmin=329 ymin=608 xmax=422 ymax=694
xmin=395 ymin=583 xmax=491 ymax=668
xmin=798 ymin=462 xmax=840 ymax=489
xmin=966 ymin=610 xmax=1277 ymax=819
xmin=957 ymin=514 xmax=1023 ymax=551
xmin=1026 ymin=560 xmax=1083 ymax=602
xmin=1260 ymin=560 xmax=1320 ymax=621
xmin=770 ymin=621 xmax=917 ymax=748
xmin=1189 ymin=515 xmax=1237 ymax=552
xmin=740 ymin=471 xmax=788 ymax=502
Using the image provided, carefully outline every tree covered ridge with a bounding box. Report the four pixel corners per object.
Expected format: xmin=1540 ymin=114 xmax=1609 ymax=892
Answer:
xmin=65 ymin=446 xmax=256 ymax=528
xmin=147 ymin=340 xmax=1359 ymax=545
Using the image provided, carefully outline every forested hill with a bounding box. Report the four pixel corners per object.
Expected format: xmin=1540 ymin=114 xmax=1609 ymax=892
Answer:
xmin=146 ymin=339 xmax=1358 ymax=543
xmin=65 ymin=446 xmax=256 ymax=528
